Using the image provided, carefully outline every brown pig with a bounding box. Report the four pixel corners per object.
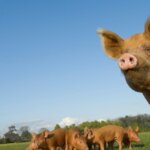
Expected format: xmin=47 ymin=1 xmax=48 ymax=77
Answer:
xmin=84 ymin=127 xmax=100 ymax=150
xmin=27 ymin=128 xmax=65 ymax=150
xmin=97 ymin=17 xmax=150 ymax=104
xmin=123 ymin=127 xmax=140 ymax=150
xmin=65 ymin=128 xmax=89 ymax=150
xmin=85 ymin=125 xmax=140 ymax=150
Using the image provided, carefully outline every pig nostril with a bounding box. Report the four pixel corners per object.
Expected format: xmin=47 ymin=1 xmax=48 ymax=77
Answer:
xmin=129 ymin=57 xmax=134 ymax=63
xmin=120 ymin=59 xmax=125 ymax=63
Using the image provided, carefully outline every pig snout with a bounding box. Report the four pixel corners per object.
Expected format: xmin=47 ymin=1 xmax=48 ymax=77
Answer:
xmin=135 ymin=137 xmax=140 ymax=142
xmin=118 ymin=53 xmax=137 ymax=71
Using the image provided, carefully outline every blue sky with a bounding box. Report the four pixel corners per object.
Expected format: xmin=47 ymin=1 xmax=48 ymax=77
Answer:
xmin=0 ymin=1 xmax=150 ymax=131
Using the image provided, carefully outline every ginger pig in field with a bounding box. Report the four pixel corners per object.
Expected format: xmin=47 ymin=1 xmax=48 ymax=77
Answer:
xmin=97 ymin=17 xmax=150 ymax=104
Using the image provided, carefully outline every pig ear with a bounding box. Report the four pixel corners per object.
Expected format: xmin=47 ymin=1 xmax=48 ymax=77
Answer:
xmin=128 ymin=126 xmax=133 ymax=131
xmin=31 ymin=132 xmax=37 ymax=138
xmin=97 ymin=29 xmax=123 ymax=58
xmin=44 ymin=130 xmax=49 ymax=138
xmin=135 ymin=127 xmax=140 ymax=133
xmin=87 ymin=130 xmax=94 ymax=139
xmin=144 ymin=17 xmax=150 ymax=38
xmin=44 ymin=131 xmax=54 ymax=139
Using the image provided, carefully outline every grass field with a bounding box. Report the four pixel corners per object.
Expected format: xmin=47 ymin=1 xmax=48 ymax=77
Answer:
xmin=0 ymin=132 xmax=150 ymax=150
xmin=0 ymin=142 xmax=29 ymax=150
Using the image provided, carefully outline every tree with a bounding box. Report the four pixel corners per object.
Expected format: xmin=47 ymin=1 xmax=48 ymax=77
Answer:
xmin=39 ymin=128 xmax=48 ymax=133
xmin=54 ymin=124 xmax=61 ymax=130
xmin=4 ymin=132 xmax=21 ymax=143
xmin=19 ymin=126 xmax=29 ymax=134
xmin=21 ymin=130 xmax=31 ymax=142
xmin=4 ymin=125 xmax=20 ymax=143
xmin=8 ymin=125 xmax=17 ymax=134
xmin=19 ymin=126 xmax=32 ymax=142
xmin=0 ymin=136 xmax=6 ymax=144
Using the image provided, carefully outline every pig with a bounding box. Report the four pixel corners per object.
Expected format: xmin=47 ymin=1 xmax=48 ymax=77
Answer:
xmin=123 ymin=127 xmax=140 ymax=150
xmin=27 ymin=128 xmax=65 ymax=150
xmin=108 ymin=126 xmax=140 ymax=150
xmin=65 ymin=128 xmax=89 ymax=150
xmin=84 ymin=127 xmax=101 ymax=150
xmin=97 ymin=17 xmax=150 ymax=104
xmin=85 ymin=125 xmax=140 ymax=150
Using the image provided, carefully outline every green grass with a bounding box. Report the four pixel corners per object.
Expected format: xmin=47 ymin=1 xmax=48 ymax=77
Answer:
xmin=0 ymin=132 xmax=150 ymax=150
xmin=0 ymin=142 xmax=29 ymax=150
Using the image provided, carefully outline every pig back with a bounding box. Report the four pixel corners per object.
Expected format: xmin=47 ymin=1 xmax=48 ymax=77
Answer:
xmin=65 ymin=128 xmax=79 ymax=145
xmin=96 ymin=125 xmax=125 ymax=142
xmin=47 ymin=128 xmax=66 ymax=147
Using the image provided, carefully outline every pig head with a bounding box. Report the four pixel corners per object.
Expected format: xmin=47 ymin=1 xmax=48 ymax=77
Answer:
xmin=97 ymin=17 xmax=150 ymax=104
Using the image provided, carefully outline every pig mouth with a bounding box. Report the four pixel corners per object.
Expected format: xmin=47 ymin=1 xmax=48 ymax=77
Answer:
xmin=122 ymin=67 xmax=150 ymax=92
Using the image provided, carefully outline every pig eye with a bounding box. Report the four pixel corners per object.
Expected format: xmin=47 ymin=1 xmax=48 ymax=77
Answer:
xmin=141 ymin=45 xmax=150 ymax=51
xmin=145 ymin=47 xmax=150 ymax=51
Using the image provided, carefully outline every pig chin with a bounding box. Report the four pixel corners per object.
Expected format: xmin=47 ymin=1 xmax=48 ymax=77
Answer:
xmin=122 ymin=68 xmax=150 ymax=92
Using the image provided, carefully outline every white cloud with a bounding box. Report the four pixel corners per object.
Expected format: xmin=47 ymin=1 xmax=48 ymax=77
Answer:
xmin=59 ymin=117 xmax=78 ymax=127
xmin=14 ymin=120 xmax=53 ymax=133
xmin=96 ymin=119 xmax=106 ymax=122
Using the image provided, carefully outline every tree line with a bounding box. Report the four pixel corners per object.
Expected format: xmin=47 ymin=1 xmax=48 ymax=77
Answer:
xmin=58 ymin=114 xmax=150 ymax=132
xmin=0 ymin=114 xmax=150 ymax=144
xmin=0 ymin=125 xmax=31 ymax=144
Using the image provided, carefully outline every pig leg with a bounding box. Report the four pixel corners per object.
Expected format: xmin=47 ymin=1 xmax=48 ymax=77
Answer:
xmin=99 ymin=141 xmax=105 ymax=150
xmin=129 ymin=143 xmax=132 ymax=150
xmin=88 ymin=144 xmax=93 ymax=150
xmin=58 ymin=147 xmax=64 ymax=150
xmin=66 ymin=145 xmax=72 ymax=150
xmin=104 ymin=142 xmax=106 ymax=150
xmin=60 ymin=146 xmax=65 ymax=150
xmin=65 ymin=144 xmax=69 ymax=150
xmin=51 ymin=147 xmax=56 ymax=150
xmin=94 ymin=144 xmax=100 ymax=150
xmin=62 ymin=146 xmax=65 ymax=150
xmin=108 ymin=141 xmax=114 ymax=150
xmin=117 ymin=141 xmax=122 ymax=150
xmin=69 ymin=145 xmax=73 ymax=150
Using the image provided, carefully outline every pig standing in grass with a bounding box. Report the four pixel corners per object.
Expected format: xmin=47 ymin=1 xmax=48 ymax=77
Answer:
xmin=27 ymin=128 xmax=65 ymax=150
xmin=84 ymin=127 xmax=100 ymax=150
xmin=123 ymin=127 xmax=140 ymax=150
xmin=65 ymin=128 xmax=89 ymax=150
xmin=97 ymin=17 xmax=150 ymax=104
xmin=85 ymin=125 xmax=140 ymax=150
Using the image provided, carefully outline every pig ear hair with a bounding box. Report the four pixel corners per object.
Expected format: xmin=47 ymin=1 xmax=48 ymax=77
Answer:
xmin=44 ymin=130 xmax=54 ymax=139
xmin=43 ymin=130 xmax=49 ymax=138
xmin=135 ymin=126 xmax=140 ymax=133
xmin=97 ymin=29 xmax=123 ymax=58
xmin=128 ymin=126 xmax=133 ymax=131
xmin=144 ymin=17 xmax=150 ymax=38
xmin=31 ymin=132 xmax=37 ymax=138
